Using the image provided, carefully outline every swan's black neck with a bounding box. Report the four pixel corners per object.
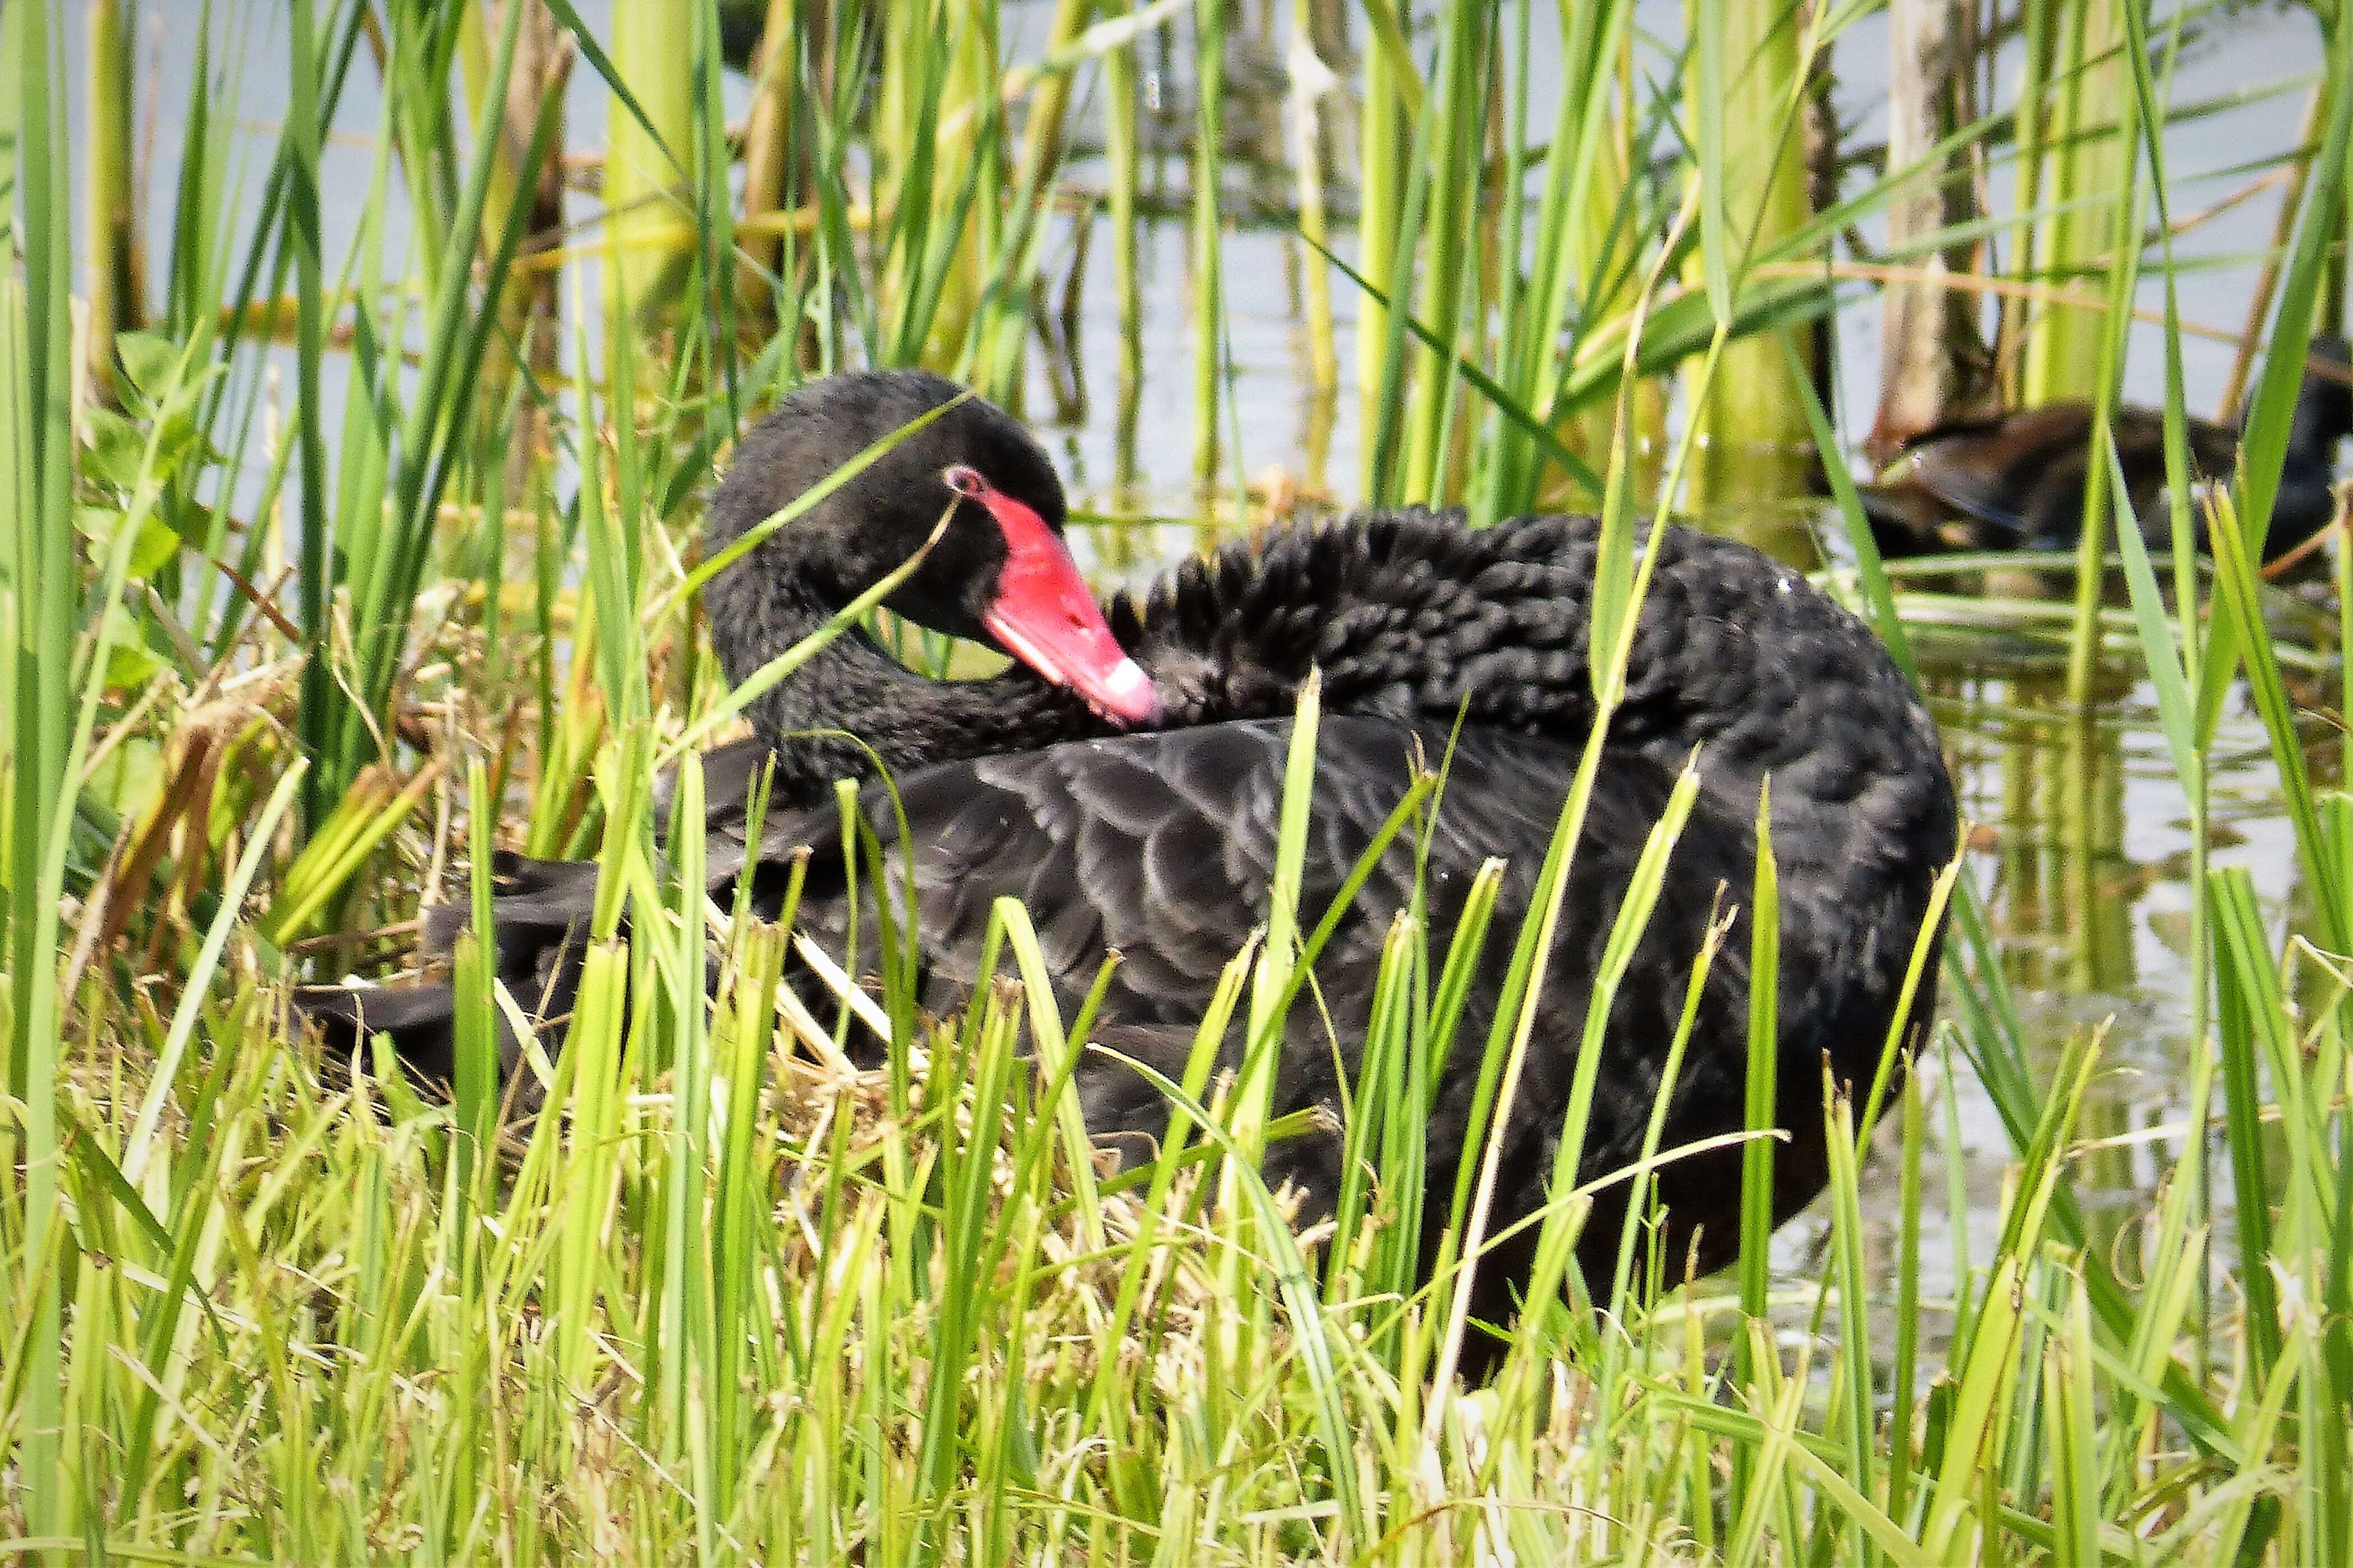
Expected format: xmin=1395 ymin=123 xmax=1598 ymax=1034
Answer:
xmin=702 ymin=553 xmax=1096 ymax=809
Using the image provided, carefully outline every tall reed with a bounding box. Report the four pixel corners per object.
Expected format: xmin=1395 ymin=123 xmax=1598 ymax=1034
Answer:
xmin=82 ymin=0 xmax=136 ymax=402
xmin=2017 ymin=0 xmax=2125 ymax=406
xmin=1682 ymin=0 xmax=1819 ymax=507
xmin=601 ymin=0 xmax=695 ymax=332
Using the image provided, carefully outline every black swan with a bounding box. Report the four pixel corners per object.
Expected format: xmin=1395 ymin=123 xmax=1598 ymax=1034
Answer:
xmin=1860 ymin=334 xmax=2352 ymax=561
xmin=301 ymin=370 xmax=1956 ymax=1346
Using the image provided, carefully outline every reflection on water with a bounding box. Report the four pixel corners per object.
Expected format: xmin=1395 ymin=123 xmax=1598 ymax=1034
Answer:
xmin=1832 ymin=647 xmax=2325 ymax=1325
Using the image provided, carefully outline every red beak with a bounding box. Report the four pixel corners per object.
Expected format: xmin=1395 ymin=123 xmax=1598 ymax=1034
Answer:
xmin=950 ymin=467 xmax=1161 ymax=727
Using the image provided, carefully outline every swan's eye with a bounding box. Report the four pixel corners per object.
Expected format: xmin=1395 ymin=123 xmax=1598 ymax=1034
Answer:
xmin=942 ymin=464 xmax=987 ymax=499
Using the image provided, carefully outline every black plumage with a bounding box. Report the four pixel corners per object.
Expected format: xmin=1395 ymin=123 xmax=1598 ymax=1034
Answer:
xmin=1860 ymin=335 xmax=2352 ymax=560
xmin=300 ymin=370 xmax=1956 ymax=1347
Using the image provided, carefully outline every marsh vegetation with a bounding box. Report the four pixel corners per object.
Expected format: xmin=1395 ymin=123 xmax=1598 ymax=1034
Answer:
xmin=4 ymin=0 xmax=2353 ymax=1560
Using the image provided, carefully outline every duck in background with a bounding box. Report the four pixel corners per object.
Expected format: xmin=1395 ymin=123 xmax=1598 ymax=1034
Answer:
xmin=1859 ymin=335 xmax=2353 ymax=565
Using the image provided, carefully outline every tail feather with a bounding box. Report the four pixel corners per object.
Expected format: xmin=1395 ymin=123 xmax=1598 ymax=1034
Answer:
xmin=291 ymin=739 xmax=827 ymax=1107
xmin=293 ymin=978 xmax=468 ymax=1089
xmin=293 ymin=852 xmax=601 ymax=1103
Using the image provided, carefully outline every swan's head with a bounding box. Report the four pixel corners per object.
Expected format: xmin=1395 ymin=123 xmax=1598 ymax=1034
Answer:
xmin=708 ymin=369 xmax=1160 ymax=727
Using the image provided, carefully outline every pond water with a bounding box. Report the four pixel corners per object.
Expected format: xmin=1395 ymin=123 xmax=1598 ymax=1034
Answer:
xmin=88 ymin=1 xmax=2343 ymax=1301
